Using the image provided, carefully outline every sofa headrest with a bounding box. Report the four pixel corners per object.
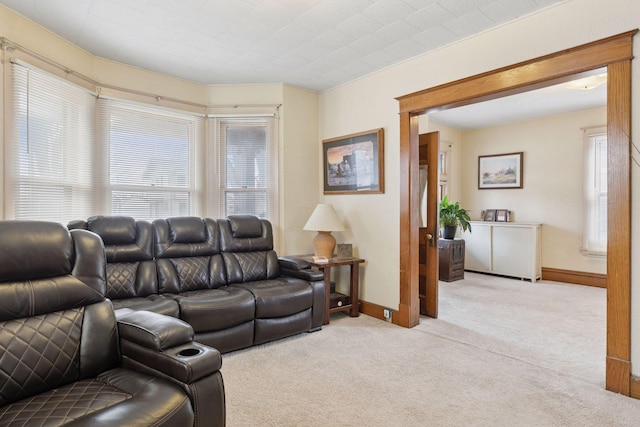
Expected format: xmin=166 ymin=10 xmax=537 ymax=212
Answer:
xmin=167 ymin=217 xmax=207 ymax=243
xmin=228 ymin=215 xmax=263 ymax=238
xmin=87 ymin=216 xmax=137 ymax=245
xmin=152 ymin=217 xmax=220 ymax=259
xmin=217 ymin=216 xmax=273 ymax=253
xmin=0 ymin=221 xmax=73 ymax=281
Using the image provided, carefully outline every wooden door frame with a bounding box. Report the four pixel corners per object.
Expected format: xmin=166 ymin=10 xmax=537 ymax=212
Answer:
xmin=395 ymin=31 xmax=636 ymax=394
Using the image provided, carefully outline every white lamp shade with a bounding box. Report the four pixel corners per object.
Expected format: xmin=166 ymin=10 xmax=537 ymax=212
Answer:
xmin=303 ymin=204 xmax=345 ymax=232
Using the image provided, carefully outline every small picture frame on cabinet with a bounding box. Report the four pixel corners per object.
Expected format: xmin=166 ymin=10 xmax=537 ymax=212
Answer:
xmin=484 ymin=209 xmax=496 ymax=221
xmin=495 ymin=209 xmax=509 ymax=222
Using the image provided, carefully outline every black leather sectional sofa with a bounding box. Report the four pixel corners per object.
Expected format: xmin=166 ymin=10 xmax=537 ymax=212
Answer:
xmin=0 ymin=221 xmax=225 ymax=426
xmin=67 ymin=215 xmax=326 ymax=354
xmin=0 ymin=215 xmax=324 ymax=426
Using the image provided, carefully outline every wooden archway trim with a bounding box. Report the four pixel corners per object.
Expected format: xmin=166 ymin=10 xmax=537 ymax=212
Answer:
xmin=396 ymin=30 xmax=637 ymax=394
xmin=397 ymin=31 xmax=635 ymax=114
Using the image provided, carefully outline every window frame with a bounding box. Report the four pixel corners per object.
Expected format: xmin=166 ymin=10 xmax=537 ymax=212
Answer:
xmin=582 ymin=126 xmax=607 ymax=256
xmin=97 ymin=99 xmax=205 ymax=221
xmin=6 ymin=62 xmax=96 ymax=224
xmin=209 ymin=115 xmax=279 ymax=224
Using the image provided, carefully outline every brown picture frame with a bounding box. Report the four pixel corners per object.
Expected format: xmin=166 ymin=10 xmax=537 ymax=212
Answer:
xmin=323 ymin=128 xmax=384 ymax=194
xmin=495 ymin=209 xmax=509 ymax=222
xmin=336 ymin=243 xmax=353 ymax=258
xmin=484 ymin=209 xmax=496 ymax=221
xmin=478 ymin=152 xmax=523 ymax=189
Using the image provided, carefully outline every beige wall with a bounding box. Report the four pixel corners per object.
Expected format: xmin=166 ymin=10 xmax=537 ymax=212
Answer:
xmin=459 ymin=107 xmax=607 ymax=274
xmin=280 ymin=84 xmax=320 ymax=256
xmin=319 ymin=0 xmax=640 ymax=371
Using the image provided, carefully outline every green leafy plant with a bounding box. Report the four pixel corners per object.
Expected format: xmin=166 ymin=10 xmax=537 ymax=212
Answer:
xmin=439 ymin=195 xmax=472 ymax=233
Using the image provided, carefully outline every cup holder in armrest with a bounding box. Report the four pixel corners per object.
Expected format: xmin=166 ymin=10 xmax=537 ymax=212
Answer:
xmin=177 ymin=348 xmax=203 ymax=357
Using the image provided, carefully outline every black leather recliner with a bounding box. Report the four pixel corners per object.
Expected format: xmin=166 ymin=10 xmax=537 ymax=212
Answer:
xmin=217 ymin=215 xmax=325 ymax=345
xmin=68 ymin=215 xmax=180 ymax=317
xmin=0 ymin=221 xmax=225 ymax=426
xmin=152 ymin=216 xmax=258 ymax=354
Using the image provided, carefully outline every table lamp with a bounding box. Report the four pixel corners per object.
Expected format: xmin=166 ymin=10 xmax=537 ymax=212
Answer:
xmin=303 ymin=203 xmax=345 ymax=258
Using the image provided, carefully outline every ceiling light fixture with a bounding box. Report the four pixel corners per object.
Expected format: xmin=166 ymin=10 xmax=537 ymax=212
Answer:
xmin=563 ymin=73 xmax=607 ymax=90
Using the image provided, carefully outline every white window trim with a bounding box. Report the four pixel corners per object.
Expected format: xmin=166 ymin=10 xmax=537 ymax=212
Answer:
xmin=582 ymin=126 xmax=607 ymax=257
xmin=208 ymin=114 xmax=279 ymax=240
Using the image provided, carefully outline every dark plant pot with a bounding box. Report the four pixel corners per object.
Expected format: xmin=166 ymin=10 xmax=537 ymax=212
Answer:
xmin=442 ymin=225 xmax=458 ymax=239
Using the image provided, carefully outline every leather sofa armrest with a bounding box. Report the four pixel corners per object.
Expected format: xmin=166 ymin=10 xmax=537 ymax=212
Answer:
xmin=279 ymin=256 xmax=324 ymax=281
xmin=117 ymin=310 xmax=222 ymax=383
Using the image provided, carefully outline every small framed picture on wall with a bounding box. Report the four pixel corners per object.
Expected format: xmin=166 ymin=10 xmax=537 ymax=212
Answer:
xmin=478 ymin=152 xmax=523 ymax=189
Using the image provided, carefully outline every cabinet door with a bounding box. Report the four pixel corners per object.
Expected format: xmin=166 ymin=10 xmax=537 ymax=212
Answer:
xmin=462 ymin=225 xmax=491 ymax=272
xmin=492 ymin=226 xmax=535 ymax=279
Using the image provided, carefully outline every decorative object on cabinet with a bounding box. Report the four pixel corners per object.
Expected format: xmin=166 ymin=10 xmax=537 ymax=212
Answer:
xmin=322 ymin=128 xmax=384 ymax=194
xmin=439 ymin=195 xmax=472 ymax=239
xmin=303 ymin=203 xmax=345 ymax=258
xmin=461 ymin=221 xmax=541 ymax=282
xmin=483 ymin=209 xmax=496 ymax=221
xmin=478 ymin=152 xmax=523 ymax=189
xmin=438 ymin=238 xmax=465 ymax=282
xmin=495 ymin=209 xmax=509 ymax=222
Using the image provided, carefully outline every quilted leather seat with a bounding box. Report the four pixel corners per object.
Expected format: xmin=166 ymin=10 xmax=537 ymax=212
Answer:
xmin=219 ymin=215 xmax=325 ymax=345
xmin=0 ymin=221 xmax=224 ymax=426
xmin=68 ymin=216 xmax=179 ymax=317
xmin=153 ymin=216 xmax=256 ymax=353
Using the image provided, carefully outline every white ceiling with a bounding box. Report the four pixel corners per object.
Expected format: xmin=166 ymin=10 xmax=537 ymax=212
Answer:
xmin=3 ymin=0 xmax=604 ymax=130
xmin=1 ymin=0 xmax=565 ymax=92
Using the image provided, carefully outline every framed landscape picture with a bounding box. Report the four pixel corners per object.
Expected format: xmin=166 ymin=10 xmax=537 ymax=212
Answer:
xmin=478 ymin=152 xmax=523 ymax=189
xmin=323 ymin=128 xmax=384 ymax=195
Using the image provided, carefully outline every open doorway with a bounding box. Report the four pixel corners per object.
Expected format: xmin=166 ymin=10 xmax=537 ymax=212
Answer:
xmin=422 ymin=73 xmax=608 ymax=384
xmin=396 ymin=31 xmax=635 ymax=394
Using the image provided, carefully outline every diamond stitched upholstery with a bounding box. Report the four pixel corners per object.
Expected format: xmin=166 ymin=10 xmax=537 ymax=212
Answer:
xmin=172 ymin=257 xmax=210 ymax=292
xmin=0 ymin=220 xmax=208 ymax=426
xmin=0 ymin=309 xmax=83 ymax=407
xmin=235 ymin=252 xmax=267 ymax=283
xmin=106 ymin=263 xmax=137 ymax=299
xmin=0 ymin=379 xmax=130 ymax=426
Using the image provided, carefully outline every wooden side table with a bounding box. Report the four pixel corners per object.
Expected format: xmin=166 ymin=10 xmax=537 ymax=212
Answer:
xmin=302 ymin=256 xmax=365 ymax=325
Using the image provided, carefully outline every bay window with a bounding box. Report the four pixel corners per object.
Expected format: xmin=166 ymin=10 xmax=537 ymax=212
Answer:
xmin=6 ymin=62 xmax=278 ymax=226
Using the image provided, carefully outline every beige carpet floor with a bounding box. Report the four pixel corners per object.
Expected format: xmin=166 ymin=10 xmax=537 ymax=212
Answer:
xmin=222 ymin=272 xmax=640 ymax=426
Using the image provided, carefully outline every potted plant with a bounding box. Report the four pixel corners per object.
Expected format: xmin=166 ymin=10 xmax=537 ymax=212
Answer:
xmin=439 ymin=195 xmax=471 ymax=239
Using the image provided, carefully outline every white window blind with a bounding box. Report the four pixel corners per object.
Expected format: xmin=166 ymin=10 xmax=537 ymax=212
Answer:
xmin=211 ymin=117 xmax=278 ymax=223
xmin=583 ymin=128 xmax=607 ymax=256
xmin=7 ymin=62 xmax=95 ymax=223
xmin=97 ymin=99 xmax=204 ymax=221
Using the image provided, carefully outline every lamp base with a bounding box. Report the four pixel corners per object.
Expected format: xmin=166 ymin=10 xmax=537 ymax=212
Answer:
xmin=313 ymin=231 xmax=336 ymax=258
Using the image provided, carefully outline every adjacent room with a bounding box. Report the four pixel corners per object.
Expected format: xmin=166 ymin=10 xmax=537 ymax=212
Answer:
xmin=426 ymin=75 xmax=608 ymax=386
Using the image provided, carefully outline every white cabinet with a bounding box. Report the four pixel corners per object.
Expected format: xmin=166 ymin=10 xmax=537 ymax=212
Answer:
xmin=461 ymin=221 xmax=542 ymax=282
